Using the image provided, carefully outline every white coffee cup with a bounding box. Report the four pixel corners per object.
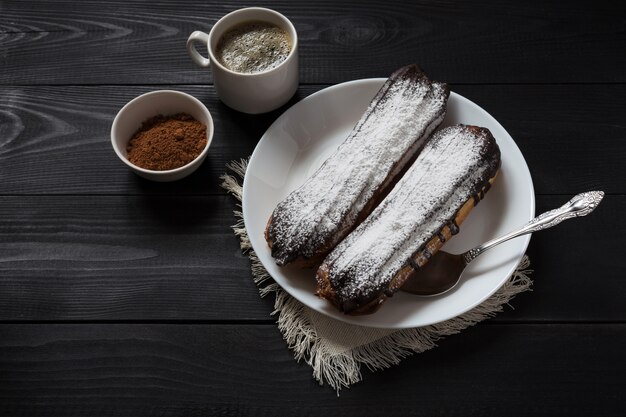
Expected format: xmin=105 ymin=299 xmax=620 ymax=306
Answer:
xmin=186 ymin=7 xmax=299 ymax=114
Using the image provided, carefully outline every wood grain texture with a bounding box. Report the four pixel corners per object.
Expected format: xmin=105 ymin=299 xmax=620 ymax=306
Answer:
xmin=0 ymin=84 xmax=298 ymax=195
xmin=0 ymin=195 xmax=621 ymax=322
xmin=0 ymin=0 xmax=624 ymax=84
xmin=0 ymin=84 xmax=622 ymax=195
xmin=0 ymin=323 xmax=624 ymax=416
xmin=1 ymin=1 xmax=624 ymax=415
xmin=0 ymin=194 xmax=273 ymax=321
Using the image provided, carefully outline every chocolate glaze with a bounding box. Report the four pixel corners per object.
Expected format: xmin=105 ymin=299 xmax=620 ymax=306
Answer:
xmin=383 ymin=288 xmax=395 ymax=297
xmin=449 ymin=220 xmax=460 ymax=235
xmin=472 ymin=182 xmax=491 ymax=206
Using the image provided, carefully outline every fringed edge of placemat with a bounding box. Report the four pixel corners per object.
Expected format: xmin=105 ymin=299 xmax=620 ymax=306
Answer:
xmin=221 ymin=158 xmax=533 ymax=392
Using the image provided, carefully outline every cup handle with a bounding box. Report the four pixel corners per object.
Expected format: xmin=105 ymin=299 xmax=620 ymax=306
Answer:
xmin=186 ymin=31 xmax=211 ymax=68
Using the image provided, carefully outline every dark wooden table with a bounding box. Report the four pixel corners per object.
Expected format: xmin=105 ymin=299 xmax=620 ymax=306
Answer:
xmin=1 ymin=1 xmax=624 ymax=415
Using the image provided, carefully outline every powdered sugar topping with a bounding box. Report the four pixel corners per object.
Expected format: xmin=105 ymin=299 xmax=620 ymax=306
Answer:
xmin=268 ymin=66 xmax=449 ymax=265
xmin=324 ymin=125 xmax=500 ymax=307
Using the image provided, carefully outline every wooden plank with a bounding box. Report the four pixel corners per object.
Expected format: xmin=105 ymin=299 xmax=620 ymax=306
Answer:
xmin=0 ymin=195 xmax=621 ymax=322
xmin=0 ymin=84 xmax=621 ymax=195
xmin=0 ymin=85 xmax=289 ymax=195
xmin=0 ymin=194 xmax=272 ymax=321
xmin=0 ymin=323 xmax=623 ymax=416
xmin=496 ymin=194 xmax=623 ymax=322
xmin=452 ymin=84 xmax=620 ymax=196
xmin=0 ymin=0 xmax=624 ymax=84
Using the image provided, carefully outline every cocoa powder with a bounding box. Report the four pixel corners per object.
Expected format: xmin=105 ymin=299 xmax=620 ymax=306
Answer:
xmin=127 ymin=113 xmax=207 ymax=171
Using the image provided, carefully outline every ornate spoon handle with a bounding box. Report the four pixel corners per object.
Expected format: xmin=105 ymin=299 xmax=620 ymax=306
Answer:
xmin=462 ymin=191 xmax=605 ymax=264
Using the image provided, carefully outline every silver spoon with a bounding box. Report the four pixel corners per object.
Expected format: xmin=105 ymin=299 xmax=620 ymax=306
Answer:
xmin=401 ymin=191 xmax=605 ymax=296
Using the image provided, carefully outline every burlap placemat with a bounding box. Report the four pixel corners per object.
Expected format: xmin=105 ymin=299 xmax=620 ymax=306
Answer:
xmin=221 ymin=159 xmax=532 ymax=392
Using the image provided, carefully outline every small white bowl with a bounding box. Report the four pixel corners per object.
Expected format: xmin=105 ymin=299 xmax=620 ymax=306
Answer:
xmin=111 ymin=90 xmax=214 ymax=182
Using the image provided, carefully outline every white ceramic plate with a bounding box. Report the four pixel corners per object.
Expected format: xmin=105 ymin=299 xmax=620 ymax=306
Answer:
xmin=242 ymin=78 xmax=535 ymax=329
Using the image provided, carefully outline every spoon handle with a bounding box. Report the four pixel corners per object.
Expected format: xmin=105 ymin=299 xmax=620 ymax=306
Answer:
xmin=462 ymin=191 xmax=605 ymax=264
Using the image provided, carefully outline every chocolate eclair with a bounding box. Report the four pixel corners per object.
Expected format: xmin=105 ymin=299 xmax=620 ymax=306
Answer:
xmin=265 ymin=64 xmax=450 ymax=267
xmin=316 ymin=125 xmax=501 ymax=314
